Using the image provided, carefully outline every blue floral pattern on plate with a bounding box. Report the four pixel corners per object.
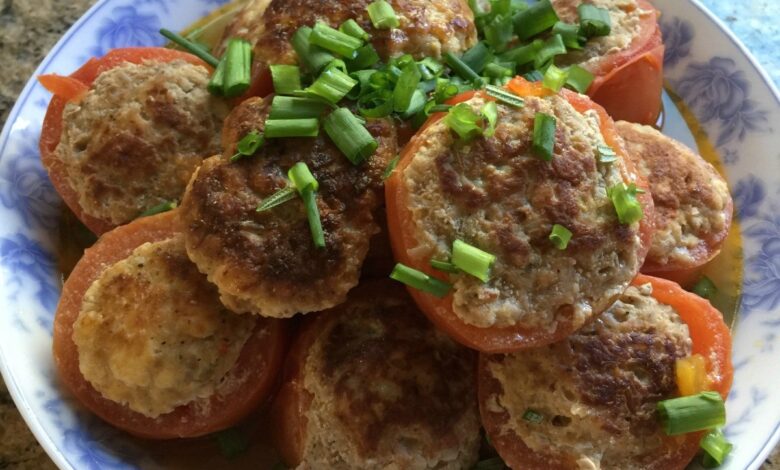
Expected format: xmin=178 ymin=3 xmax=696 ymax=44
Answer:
xmin=0 ymin=1 xmax=778 ymax=469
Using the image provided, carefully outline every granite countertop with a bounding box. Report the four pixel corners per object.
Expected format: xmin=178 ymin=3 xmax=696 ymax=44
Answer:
xmin=0 ymin=0 xmax=778 ymax=468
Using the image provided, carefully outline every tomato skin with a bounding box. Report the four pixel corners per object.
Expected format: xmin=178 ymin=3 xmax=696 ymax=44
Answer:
xmin=38 ymin=47 xmax=210 ymax=235
xmin=385 ymin=80 xmax=654 ymax=353
xmin=478 ymin=274 xmax=732 ymax=470
xmin=52 ymin=211 xmax=288 ymax=439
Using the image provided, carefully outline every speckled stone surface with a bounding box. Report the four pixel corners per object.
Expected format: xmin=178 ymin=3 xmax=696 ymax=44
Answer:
xmin=0 ymin=0 xmax=778 ymax=468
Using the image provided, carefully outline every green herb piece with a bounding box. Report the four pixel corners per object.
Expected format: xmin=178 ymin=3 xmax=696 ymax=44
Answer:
xmin=564 ymin=64 xmax=595 ymax=93
xmin=444 ymin=51 xmax=483 ymax=84
xmin=310 ymin=21 xmax=364 ymax=59
xmin=346 ymin=44 xmax=381 ymax=71
xmin=390 ymin=263 xmax=452 ymax=298
xmin=358 ymin=89 xmax=395 ymax=118
xmin=394 ymin=63 xmax=422 ymax=112
xmin=607 ymin=182 xmax=644 ymax=225
xmin=549 ymin=224 xmax=573 ymax=250
xmin=138 ymin=200 xmax=177 ymax=218
xmin=484 ymin=62 xmax=514 ymax=79
xmin=444 ymin=103 xmax=484 ymax=142
xmin=430 ymin=259 xmax=460 ymax=273
xmin=291 ymin=26 xmax=335 ymax=74
xmin=367 ymin=0 xmax=400 ymax=29
xmin=513 ymin=0 xmax=559 ymax=40
xmin=522 ymin=409 xmax=544 ymax=424
xmin=323 ymin=108 xmax=378 ymax=164
xmin=305 ymin=68 xmax=358 ymax=104
xmin=207 ymin=58 xmax=227 ymax=95
xmin=159 ymin=28 xmax=219 ymax=67
xmin=256 ymin=186 xmax=298 ymax=212
xmin=486 ymin=85 xmax=524 ymax=107
xmin=542 ymin=63 xmax=568 ymax=92
xmin=269 ymin=96 xmax=329 ymax=119
xmin=534 ymin=34 xmax=566 ymax=69
xmin=231 ymin=131 xmax=265 ymax=161
xmin=264 ymin=119 xmax=320 ymax=138
xmin=499 ymin=40 xmax=542 ymax=67
xmin=289 ymin=162 xmax=324 ymax=248
xmin=452 ymin=239 xmax=496 ymax=282
xmin=223 ymin=38 xmax=252 ymax=98
xmin=700 ymin=429 xmax=733 ymax=468
xmin=339 ymin=19 xmax=370 ymax=41
xmin=482 ymin=101 xmax=499 ymax=138
xmin=270 ymin=64 xmax=302 ymax=95
xmin=382 ymin=155 xmax=400 ymax=180
xmin=532 ymin=112 xmax=557 ymax=161
xmin=484 ymin=14 xmax=515 ymax=52
xmin=552 ymin=21 xmax=584 ymax=50
xmin=657 ymin=391 xmax=726 ymax=436
xmin=578 ymin=4 xmax=612 ymax=38
xmin=461 ymin=41 xmax=492 ymax=75
xmin=692 ymin=276 xmax=718 ymax=300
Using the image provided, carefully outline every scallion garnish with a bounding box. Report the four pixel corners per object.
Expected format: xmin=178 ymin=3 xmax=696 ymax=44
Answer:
xmin=390 ymin=263 xmax=452 ymax=298
xmin=564 ymin=65 xmax=594 ymax=93
xmin=486 ymin=85 xmax=524 ymax=108
xmin=522 ymin=409 xmax=544 ymax=424
xmin=513 ymin=0 xmax=559 ymax=40
xmin=692 ymin=276 xmax=718 ymax=300
xmin=223 ymin=38 xmax=252 ymax=98
xmin=552 ymin=21 xmax=584 ymax=50
xmin=231 ymin=131 xmax=265 ymax=162
xmin=499 ymin=40 xmax=542 ymax=67
xmin=310 ymin=21 xmax=364 ymax=59
xmin=418 ymin=57 xmax=445 ymax=80
xmin=358 ymin=89 xmax=394 ymax=118
xmin=291 ymin=26 xmax=336 ymax=74
xmin=339 ymin=19 xmax=370 ymax=41
xmin=270 ymin=65 xmax=302 ymax=95
xmin=484 ymin=62 xmax=513 ymax=79
xmin=482 ymin=101 xmax=498 ymax=138
xmin=657 ymin=391 xmax=726 ymax=436
xmin=323 ymin=108 xmax=378 ymax=165
xmin=138 ymin=200 xmax=177 ymax=218
xmin=346 ymin=44 xmax=381 ymax=71
xmin=444 ymin=103 xmax=484 ymax=142
xmin=382 ymin=155 xmax=400 ymax=180
xmin=549 ymin=224 xmax=572 ymax=250
xmin=700 ymin=429 xmax=733 ymax=468
xmin=597 ymin=144 xmax=618 ymax=163
xmin=578 ymin=4 xmax=612 ymax=38
xmin=484 ymin=13 xmax=515 ymax=52
xmin=607 ymin=182 xmax=644 ymax=225
xmin=532 ymin=112 xmax=557 ymax=161
xmin=461 ymin=41 xmax=492 ymax=75
xmin=429 ymin=104 xmax=452 ymax=113
xmin=207 ymin=59 xmax=227 ymax=96
xmin=523 ymin=70 xmax=544 ymax=82
xmin=430 ymin=259 xmax=460 ymax=273
xmin=452 ymin=239 xmax=496 ymax=282
xmin=534 ymin=34 xmax=566 ymax=69
xmin=367 ymin=0 xmax=400 ymax=29
xmin=256 ymin=186 xmax=298 ymax=212
xmin=265 ymin=119 xmax=320 ymax=138
xmin=269 ymin=96 xmax=329 ymax=119
xmin=289 ymin=162 xmax=325 ymax=248
xmin=542 ymin=63 xmax=568 ymax=92
xmin=159 ymin=28 xmax=219 ymax=67
xmin=394 ymin=63 xmax=422 ymax=112
xmin=434 ymin=78 xmax=461 ymax=103
xmin=305 ymin=68 xmax=357 ymax=104
xmin=444 ymin=51 xmax=482 ymax=84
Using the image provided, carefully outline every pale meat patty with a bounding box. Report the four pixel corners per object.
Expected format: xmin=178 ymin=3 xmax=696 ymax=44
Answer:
xmin=616 ymin=121 xmax=733 ymax=272
xmin=397 ymin=93 xmax=647 ymax=333
xmin=55 ymin=60 xmax=227 ymax=226
xmin=180 ymin=96 xmax=396 ymax=318
xmin=480 ymin=283 xmax=693 ymax=469
xmin=72 ymin=235 xmax=256 ymax=418
xmin=273 ymin=282 xmax=481 ymax=469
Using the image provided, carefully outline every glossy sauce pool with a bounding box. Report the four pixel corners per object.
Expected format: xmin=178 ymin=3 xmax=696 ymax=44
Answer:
xmin=52 ymin=4 xmax=743 ymax=467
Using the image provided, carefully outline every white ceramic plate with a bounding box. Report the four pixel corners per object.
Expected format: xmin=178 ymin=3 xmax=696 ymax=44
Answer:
xmin=1 ymin=0 xmax=778 ymax=468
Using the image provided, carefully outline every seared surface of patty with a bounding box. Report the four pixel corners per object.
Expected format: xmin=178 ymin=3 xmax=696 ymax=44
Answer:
xmin=480 ymin=283 xmax=693 ymax=469
xmin=616 ymin=121 xmax=733 ymax=271
xmin=72 ymin=235 xmax=255 ymax=418
xmin=56 ymin=60 xmax=227 ymax=225
xmin=180 ymin=97 xmax=396 ymax=318
xmin=290 ymin=282 xmax=480 ymax=469
xmin=219 ymin=0 xmax=476 ymax=75
xmin=552 ymin=0 xmax=656 ymax=72
xmin=398 ymin=93 xmax=645 ymax=331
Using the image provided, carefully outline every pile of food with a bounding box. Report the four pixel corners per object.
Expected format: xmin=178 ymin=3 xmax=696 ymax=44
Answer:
xmin=39 ymin=0 xmax=736 ymax=468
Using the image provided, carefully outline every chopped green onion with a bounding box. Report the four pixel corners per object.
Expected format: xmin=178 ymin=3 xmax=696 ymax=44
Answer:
xmin=657 ymin=391 xmax=726 ymax=436
xmin=305 ymin=68 xmax=357 ymax=104
xmin=223 ymin=38 xmax=253 ymax=98
xmin=291 ymin=26 xmax=335 ymax=74
xmin=578 ymin=4 xmax=611 ymax=38
xmin=390 ymin=263 xmax=452 ymax=298
xmin=288 ymin=163 xmax=324 ymax=248
xmin=444 ymin=51 xmax=482 ymax=83
xmin=473 ymin=457 xmax=506 ymax=470
xmin=289 ymin=162 xmax=319 ymax=192
xmin=484 ymin=62 xmax=513 ymax=79
xmin=542 ymin=63 xmax=568 ymax=92
xmin=394 ymin=63 xmax=422 ymax=112
xmin=418 ymin=57 xmax=444 ymax=80
xmin=532 ymin=112 xmax=557 ymax=161
xmin=523 ymin=70 xmax=544 ymax=82
xmin=401 ymin=89 xmax=427 ymax=119
xmin=346 ymin=44 xmax=380 ymax=71
xmin=486 ymin=85 xmax=524 ymax=107
xmin=270 ymin=96 xmax=329 ymax=119
xmin=216 ymin=428 xmax=249 ymax=459
xmin=461 ymin=42 xmax=492 ymax=74
xmin=444 ymin=103 xmax=484 ymax=142
xmin=565 ymin=65 xmax=594 ymax=93
xmin=514 ymin=0 xmax=559 ymax=40
xmin=435 ymin=78 xmax=461 ymax=103
xmin=597 ymin=144 xmax=617 ymax=163
xmin=265 ymin=119 xmax=320 ymax=138
xmin=339 ymin=19 xmax=370 ymax=41
xmin=207 ymin=58 xmax=227 ymax=95
xmin=430 ymin=259 xmax=459 ymax=273
xmin=429 ymin=104 xmax=452 ymax=113
xmin=484 ymin=14 xmax=515 ymax=52
xmin=553 ymin=21 xmax=584 ymax=50
xmin=256 ymin=186 xmax=298 ymax=212
xmin=482 ymin=101 xmax=498 ymax=138
xmin=692 ymin=277 xmax=718 ymax=300
xmin=452 ymin=239 xmax=496 ymax=282
xmin=231 ymin=131 xmax=265 ymax=161
xmin=499 ymin=40 xmax=542 ymax=67
xmin=382 ymin=155 xmax=400 ymax=180
xmin=534 ymin=34 xmax=566 ymax=69
xmin=138 ymin=200 xmax=177 ymax=218
xmin=522 ymin=409 xmax=544 ymax=424
xmin=323 ymin=108 xmax=378 ymax=165
xmin=549 ymin=224 xmax=572 ymax=250
xmin=367 ymin=0 xmax=400 ymax=29
xmin=159 ymin=28 xmax=219 ymax=67
xmin=700 ymin=429 xmax=733 ymax=468
xmin=310 ymin=21 xmax=364 ymax=59
xmin=270 ymin=65 xmax=302 ymax=95
xmin=358 ymin=89 xmax=394 ymax=118
xmin=607 ymin=182 xmax=644 ymax=225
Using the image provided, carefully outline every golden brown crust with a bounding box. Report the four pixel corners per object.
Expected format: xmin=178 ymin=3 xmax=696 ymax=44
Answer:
xmin=291 ymin=282 xmax=481 ymax=469
xmin=616 ymin=121 xmax=733 ymax=272
xmin=55 ymin=60 xmax=227 ymax=225
xmin=180 ymin=97 xmax=396 ymax=318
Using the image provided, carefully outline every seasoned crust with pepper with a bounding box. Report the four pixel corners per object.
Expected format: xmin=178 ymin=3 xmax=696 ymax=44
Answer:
xmin=616 ymin=121 xmax=733 ymax=273
xmin=180 ymin=97 xmax=396 ymax=318
xmin=55 ymin=60 xmax=227 ymax=226
xmin=397 ymin=93 xmax=647 ymax=332
xmin=273 ymin=282 xmax=481 ymax=469
xmin=479 ymin=283 xmax=693 ymax=469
